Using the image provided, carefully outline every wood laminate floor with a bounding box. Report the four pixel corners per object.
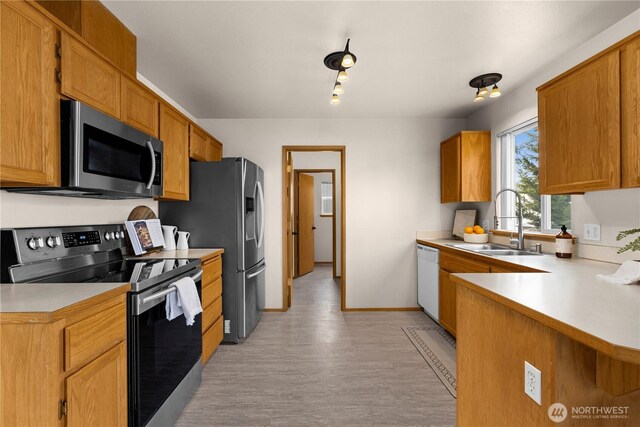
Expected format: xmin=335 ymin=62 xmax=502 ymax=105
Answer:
xmin=176 ymin=265 xmax=456 ymax=426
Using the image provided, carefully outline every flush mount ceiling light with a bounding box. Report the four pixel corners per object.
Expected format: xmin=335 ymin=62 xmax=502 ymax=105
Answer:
xmin=469 ymin=73 xmax=502 ymax=103
xmin=324 ymin=39 xmax=357 ymax=105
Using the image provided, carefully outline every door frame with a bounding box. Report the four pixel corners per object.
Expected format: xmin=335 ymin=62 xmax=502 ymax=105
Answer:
xmin=293 ymin=169 xmax=336 ymax=279
xmin=282 ymin=146 xmax=346 ymax=311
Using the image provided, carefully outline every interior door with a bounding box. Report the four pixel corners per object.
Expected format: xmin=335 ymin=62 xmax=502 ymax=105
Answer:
xmin=297 ymin=173 xmax=315 ymax=276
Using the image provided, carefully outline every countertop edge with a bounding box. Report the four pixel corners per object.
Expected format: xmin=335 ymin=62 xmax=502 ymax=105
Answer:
xmin=0 ymin=283 xmax=130 ymax=324
xmin=451 ymin=274 xmax=640 ymax=363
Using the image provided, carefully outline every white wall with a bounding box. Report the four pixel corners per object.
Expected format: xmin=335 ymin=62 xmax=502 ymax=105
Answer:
xmin=200 ymin=118 xmax=465 ymax=309
xmin=466 ymin=10 xmax=640 ymax=263
xmin=292 ymin=153 xmax=341 ymax=272
xmin=309 ymin=172 xmax=334 ymax=263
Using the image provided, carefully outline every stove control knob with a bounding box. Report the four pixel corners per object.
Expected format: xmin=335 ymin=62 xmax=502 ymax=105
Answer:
xmin=114 ymin=231 xmax=120 ymax=239
xmin=109 ymin=231 xmax=116 ymax=240
xmin=104 ymin=232 xmax=111 ymax=241
xmin=27 ymin=238 xmax=38 ymax=250
xmin=36 ymin=237 xmax=44 ymax=248
xmin=46 ymin=236 xmax=61 ymax=248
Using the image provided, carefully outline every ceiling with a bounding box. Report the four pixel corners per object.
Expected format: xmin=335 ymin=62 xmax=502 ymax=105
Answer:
xmin=104 ymin=1 xmax=639 ymax=119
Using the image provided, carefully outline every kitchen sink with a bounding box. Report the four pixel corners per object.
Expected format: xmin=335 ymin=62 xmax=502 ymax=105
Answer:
xmin=446 ymin=243 xmax=508 ymax=251
xmin=476 ymin=249 xmax=542 ymax=256
xmin=446 ymin=243 xmax=542 ymax=257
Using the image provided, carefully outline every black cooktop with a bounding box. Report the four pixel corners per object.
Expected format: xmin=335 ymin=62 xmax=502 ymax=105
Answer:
xmin=30 ymin=258 xmax=199 ymax=288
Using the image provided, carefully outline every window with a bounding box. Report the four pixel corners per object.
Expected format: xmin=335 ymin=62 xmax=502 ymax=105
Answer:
xmin=320 ymin=182 xmax=333 ymax=216
xmin=498 ymin=119 xmax=571 ymax=233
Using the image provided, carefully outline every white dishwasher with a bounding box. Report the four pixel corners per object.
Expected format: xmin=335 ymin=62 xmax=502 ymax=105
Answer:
xmin=417 ymin=244 xmax=439 ymax=321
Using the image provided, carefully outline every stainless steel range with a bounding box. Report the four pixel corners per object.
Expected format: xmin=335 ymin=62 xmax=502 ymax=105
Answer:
xmin=1 ymin=224 xmax=204 ymax=427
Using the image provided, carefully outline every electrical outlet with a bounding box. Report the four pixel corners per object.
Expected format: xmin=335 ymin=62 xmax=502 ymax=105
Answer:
xmin=524 ymin=361 xmax=542 ymax=405
xmin=583 ymin=224 xmax=601 ymax=241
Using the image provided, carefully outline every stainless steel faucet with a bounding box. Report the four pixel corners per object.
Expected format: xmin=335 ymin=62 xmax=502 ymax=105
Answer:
xmin=494 ymin=188 xmax=525 ymax=250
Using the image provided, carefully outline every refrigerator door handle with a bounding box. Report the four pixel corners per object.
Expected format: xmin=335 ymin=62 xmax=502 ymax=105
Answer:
xmin=256 ymin=180 xmax=265 ymax=249
xmin=246 ymin=264 xmax=266 ymax=279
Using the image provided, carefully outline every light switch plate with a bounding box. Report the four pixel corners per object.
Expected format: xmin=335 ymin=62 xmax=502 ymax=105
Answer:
xmin=524 ymin=361 xmax=542 ymax=405
xmin=583 ymin=224 xmax=601 ymax=241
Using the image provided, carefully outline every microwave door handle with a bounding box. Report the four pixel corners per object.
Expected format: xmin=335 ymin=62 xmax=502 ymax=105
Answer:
xmin=145 ymin=140 xmax=156 ymax=190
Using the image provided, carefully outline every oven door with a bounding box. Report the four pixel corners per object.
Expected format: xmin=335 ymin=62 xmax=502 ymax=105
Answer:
xmin=128 ymin=270 xmax=202 ymax=427
xmin=65 ymin=100 xmax=163 ymax=197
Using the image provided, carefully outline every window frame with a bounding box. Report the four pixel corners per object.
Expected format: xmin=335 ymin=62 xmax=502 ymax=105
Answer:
xmin=497 ymin=118 xmax=569 ymax=235
xmin=320 ymin=181 xmax=333 ymax=216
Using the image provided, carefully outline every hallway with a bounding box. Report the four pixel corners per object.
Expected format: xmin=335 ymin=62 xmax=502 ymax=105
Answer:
xmin=176 ymin=265 xmax=456 ymax=426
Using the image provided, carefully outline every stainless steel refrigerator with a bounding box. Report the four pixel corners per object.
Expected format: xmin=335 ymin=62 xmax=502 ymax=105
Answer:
xmin=160 ymin=158 xmax=265 ymax=343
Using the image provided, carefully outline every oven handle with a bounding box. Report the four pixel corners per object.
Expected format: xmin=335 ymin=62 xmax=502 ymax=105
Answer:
xmin=145 ymin=140 xmax=156 ymax=190
xmin=140 ymin=270 xmax=203 ymax=305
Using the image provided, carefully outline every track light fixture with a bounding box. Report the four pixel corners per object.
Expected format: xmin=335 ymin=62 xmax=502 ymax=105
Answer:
xmin=469 ymin=73 xmax=502 ymax=103
xmin=324 ymin=39 xmax=357 ymax=105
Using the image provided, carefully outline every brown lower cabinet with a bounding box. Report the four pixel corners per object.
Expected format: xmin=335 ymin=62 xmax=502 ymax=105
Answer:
xmin=438 ymin=250 xmax=540 ymax=337
xmin=0 ymin=286 xmax=129 ymax=427
xmin=201 ymin=253 xmax=224 ymax=364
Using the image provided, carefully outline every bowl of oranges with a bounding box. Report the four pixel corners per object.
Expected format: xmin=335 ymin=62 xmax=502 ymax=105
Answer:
xmin=463 ymin=225 xmax=489 ymax=243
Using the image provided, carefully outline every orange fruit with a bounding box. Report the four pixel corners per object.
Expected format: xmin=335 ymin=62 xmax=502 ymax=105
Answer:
xmin=473 ymin=225 xmax=485 ymax=234
xmin=464 ymin=226 xmax=474 ymax=234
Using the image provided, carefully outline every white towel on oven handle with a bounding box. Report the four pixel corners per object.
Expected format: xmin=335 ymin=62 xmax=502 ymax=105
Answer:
xmin=174 ymin=276 xmax=202 ymax=326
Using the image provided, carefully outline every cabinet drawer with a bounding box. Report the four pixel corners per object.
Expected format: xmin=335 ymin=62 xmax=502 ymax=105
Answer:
xmin=64 ymin=302 xmax=126 ymax=372
xmin=203 ymin=256 xmax=222 ymax=285
xmin=202 ymin=276 xmax=222 ymax=308
xmin=440 ymin=253 xmax=491 ymax=273
xmin=203 ymin=296 xmax=222 ymax=331
xmin=202 ymin=315 xmax=223 ymax=365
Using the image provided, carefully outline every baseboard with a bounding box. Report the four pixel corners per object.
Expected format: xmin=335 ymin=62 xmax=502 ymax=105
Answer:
xmin=263 ymin=308 xmax=286 ymax=312
xmin=343 ymin=307 xmax=422 ymax=312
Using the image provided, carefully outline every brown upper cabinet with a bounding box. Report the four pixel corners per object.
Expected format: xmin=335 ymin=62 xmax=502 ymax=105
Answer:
xmin=0 ymin=0 xmax=60 ymax=187
xmin=60 ymin=31 xmax=121 ymax=119
xmin=121 ymin=76 xmax=159 ymax=137
xmin=189 ymin=123 xmax=224 ymax=162
xmin=159 ymin=103 xmax=190 ymax=201
xmin=621 ymin=35 xmax=640 ymax=188
xmin=537 ymin=31 xmax=640 ymax=194
xmin=440 ymin=131 xmax=491 ymax=203
xmin=35 ymin=0 xmax=136 ymax=76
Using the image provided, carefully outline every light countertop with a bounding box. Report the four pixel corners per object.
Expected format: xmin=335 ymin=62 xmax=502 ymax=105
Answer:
xmin=417 ymin=239 xmax=640 ymax=362
xmin=0 ymin=282 xmax=130 ymax=319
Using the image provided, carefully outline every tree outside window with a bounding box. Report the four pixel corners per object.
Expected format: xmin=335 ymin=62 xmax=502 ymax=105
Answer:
xmin=499 ymin=121 xmax=571 ymax=233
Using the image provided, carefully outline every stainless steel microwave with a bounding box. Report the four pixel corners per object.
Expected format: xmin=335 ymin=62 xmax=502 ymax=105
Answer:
xmin=9 ymin=100 xmax=163 ymax=199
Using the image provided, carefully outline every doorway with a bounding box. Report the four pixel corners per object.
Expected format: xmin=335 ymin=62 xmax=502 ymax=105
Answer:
xmin=293 ymin=169 xmax=336 ymax=278
xmin=282 ymin=146 xmax=346 ymax=311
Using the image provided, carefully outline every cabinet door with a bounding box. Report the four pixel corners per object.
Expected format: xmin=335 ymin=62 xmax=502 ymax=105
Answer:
xmin=440 ymin=135 xmax=461 ymax=203
xmin=1 ymin=1 xmax=59 ymax=186
xmin=159 ymin=103 xmax=189 ymax=200
xmin=438 ymin=269 xmax=456 ymax=337
xmin=60 ymin=31 xmax=121 ymax=119
xmin=121 ymin=76 xmax=159 ymax=137
xmin=189 ymin=124 xmax=208 ymax=161
xmin=621 ymin=35 xmax=640 ymax=188
xmin=538 ymin=50 xmax=620 ymax=194
xmin=66 ymin=342 xmax=127 ymax=427
xmin=460 ymin=132 xmax=491 ymax=201
xmin=208 ymin=137 xmax=223 ymax=162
